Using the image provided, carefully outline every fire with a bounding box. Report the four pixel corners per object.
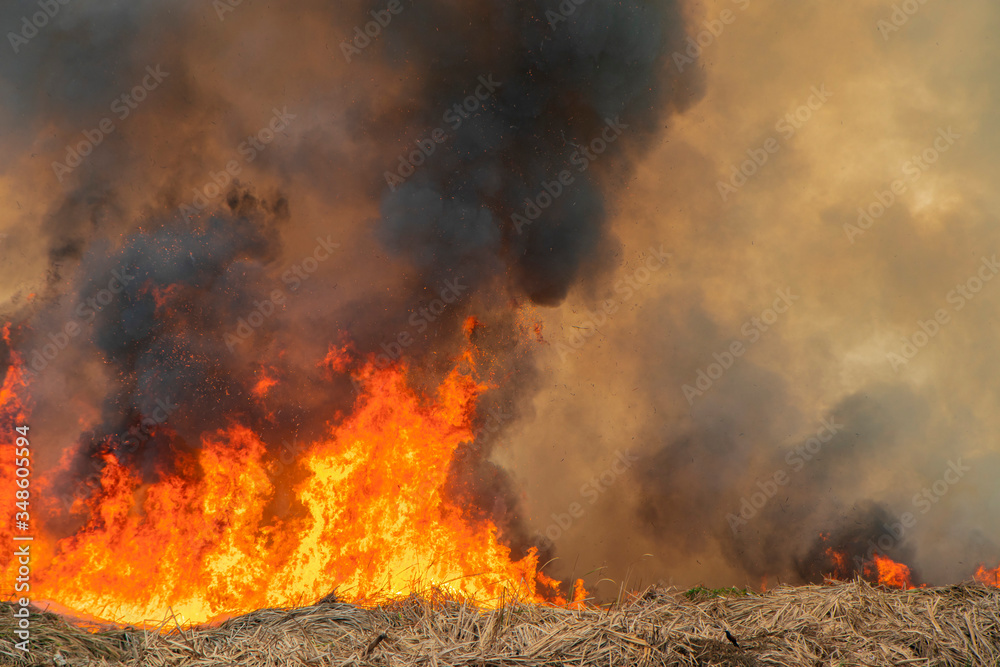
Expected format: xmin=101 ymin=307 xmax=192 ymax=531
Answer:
xmin=251 ymin=373 xmax=278 ymax=397
xmin=2 ymin=333 xmax=574 ymax=625
xmin=823 ymin=545 xmax=851 ymax=580
xmin=870 ymin=553 xmax=913 ymax=589
xmin=974 ymin=563 xmax=1000 ymax=587
xmin=821 ymin=539 xmax=913 ymax=589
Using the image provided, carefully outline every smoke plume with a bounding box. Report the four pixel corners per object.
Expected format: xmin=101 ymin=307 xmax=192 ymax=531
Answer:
xmin=2 ymin=0 xmax=998 ymax=601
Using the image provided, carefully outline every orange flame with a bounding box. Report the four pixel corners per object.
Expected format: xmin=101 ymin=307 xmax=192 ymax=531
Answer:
xmin=2 ymin=335 xmax=572 ymax=625
xmin=974 ymin=563 xmax=1000 ymax=587
xmin=251 ymin=373 xmax=278 ymax=398
xmin=822 ymin=541 xmax=913 ymax=589
xmin=871 ymin=553 xmax=913 ymax=589
xmin=823 ymin=546 xmax=851 ymax=580
xmin=0 ymin=329 xmax=31 ymax=554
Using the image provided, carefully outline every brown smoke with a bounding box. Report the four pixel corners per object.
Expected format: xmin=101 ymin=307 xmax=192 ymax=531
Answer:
xmin=1 ymin=0 xmax=998 ymax=600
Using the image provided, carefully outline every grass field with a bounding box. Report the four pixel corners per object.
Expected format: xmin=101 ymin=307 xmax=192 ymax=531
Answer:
xmin=2 ymin=579 xmax=999 ymax=666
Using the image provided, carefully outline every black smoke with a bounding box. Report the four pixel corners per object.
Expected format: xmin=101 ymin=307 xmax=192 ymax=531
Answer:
xmin=375 ymin=0 xmax=699 ymax=304
xmin=1 ymin=0 xmax=702 ymax=574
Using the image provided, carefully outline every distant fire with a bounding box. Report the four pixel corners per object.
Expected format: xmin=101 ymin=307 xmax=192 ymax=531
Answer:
xmin=1 ymin=322 xmax=583 ymax=625
xmin=870 ymin=554 xmax=913 ymax=589
xmin=974 ymin=563 xmax=1000 ymax=587
xmin=819 ymin=532 xmax=914 ymax=589
xmin=824 ymin=543 xmax=849 ymax=578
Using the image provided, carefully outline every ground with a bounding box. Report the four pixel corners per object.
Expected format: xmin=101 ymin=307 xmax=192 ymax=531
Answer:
xmin=2 ymin=580 xmax=998 ymax=666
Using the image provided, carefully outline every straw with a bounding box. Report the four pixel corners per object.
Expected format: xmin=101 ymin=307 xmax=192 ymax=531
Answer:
xmin=2 ymin=579 xmax=999 ymax=666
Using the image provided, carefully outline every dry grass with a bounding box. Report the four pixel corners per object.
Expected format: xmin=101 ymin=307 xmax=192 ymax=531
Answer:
xmin=2 ymin=579 xmax=999 ymax=666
